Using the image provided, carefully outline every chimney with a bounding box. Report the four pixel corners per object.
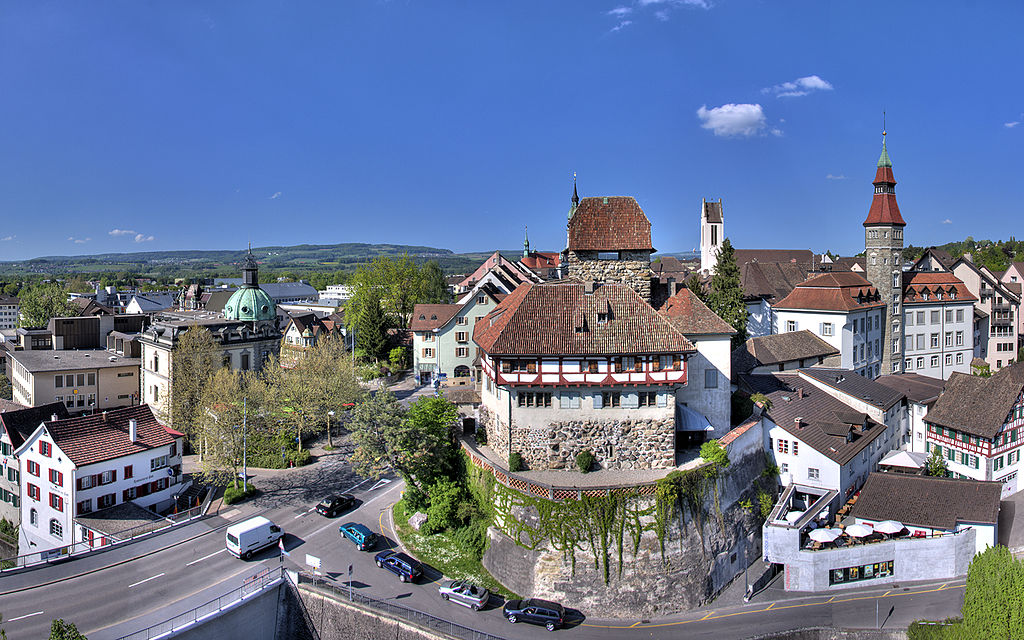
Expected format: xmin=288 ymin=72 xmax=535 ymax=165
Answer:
xmin=102 ymin=411 xmax=108 ymax=422
xmin=584 ymin=281 xmax=596 ymax=295
xmin=129 ymin=418 xmax=138 ymax=443
xmin=797 ymin=387 xmax=804 ymax=399
xmin=51 ymin=414 xmax=58 ymax=422
xmin=964 ymin=252 xmax=973 ymax=263
xmin=794 ymin=416 xmax=804 ymax=429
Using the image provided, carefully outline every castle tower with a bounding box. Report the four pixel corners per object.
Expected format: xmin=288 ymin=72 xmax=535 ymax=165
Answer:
xmin=699 ymin=198 xmax=724 ymax=274
xmin=863 ymin=133 xmax=906 ymax=374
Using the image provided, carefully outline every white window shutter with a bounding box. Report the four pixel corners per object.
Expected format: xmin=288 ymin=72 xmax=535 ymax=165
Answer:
xmin=593 ymin=392 xmax=603 ymax=409
xmin=560 ymin=393 xmax=570 ymax=409
xmin=657 ymin=392 xmax=667 ymax=407
xmin=572 ymin=394 xmax=581 ymax=409
xmin=624 ymin=392 xmax=639 ymax=409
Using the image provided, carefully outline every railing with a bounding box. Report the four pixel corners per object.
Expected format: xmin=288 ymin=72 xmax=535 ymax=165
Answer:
xmin=297 ymin=572 xmax=509 ymax=640
xmin=799 ymin=525 xmax=972 ymax=552
xmin=115 ymin=567 xmax=282 ymax=640
xmin=460 ymin=439 xmax=676 ymax=500
xmin=0 ymin=485 xmax=213 ymax=573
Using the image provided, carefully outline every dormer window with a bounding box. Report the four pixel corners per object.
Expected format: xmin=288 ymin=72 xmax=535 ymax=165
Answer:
xmin=596 ymin=312 xmax=609 ymax=325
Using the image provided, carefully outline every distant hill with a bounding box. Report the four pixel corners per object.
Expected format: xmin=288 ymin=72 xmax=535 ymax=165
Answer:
xmin=904 ymin=237 xmax=1024 ymax=273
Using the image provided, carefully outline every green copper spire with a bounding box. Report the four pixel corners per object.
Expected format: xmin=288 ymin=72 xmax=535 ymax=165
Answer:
xmin=877 ymin=138 xmax=892 ymax=168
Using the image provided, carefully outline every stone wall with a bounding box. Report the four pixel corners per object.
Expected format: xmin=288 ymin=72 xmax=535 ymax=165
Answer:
xmin=481 ymin=451 xmax=769 ymax=617
xmin=478 ymin=405 xmax=510 ymax=461
xmin=566 ymin=250 xmax=652 ymax=301
xmin=512 ymin=417 xmax=675 ymax=470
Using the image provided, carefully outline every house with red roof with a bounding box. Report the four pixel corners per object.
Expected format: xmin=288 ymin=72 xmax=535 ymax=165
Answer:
xmin=900 ymin=271 xmax=975 ymax=380
xmin=14 ymin=404 xmax=184 ymax=552
xmin=773 ymin=272 xmax=887 ymax=378
xmin=410 ymin=286 xmax=506 ymax=386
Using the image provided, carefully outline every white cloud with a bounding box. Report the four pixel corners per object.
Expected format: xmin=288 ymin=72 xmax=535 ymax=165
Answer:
xmin=605 ymin=0 xmax=708 ymax=27
xmin=942 ymin=219 xmax=953 ymax=224
xmin=762 ymin=75 xmax=834 ymax=98
xmin=638 ymin=0 xmax=710 ymax=8
xmin=697 ymin=103 xmax=769 ymax=137
xmin=109 ymin=228 xmax=137 ymax=236
xmin=270 ymin=191 xmax=282 ymax=200
xmin=134 ymin=234 xmax=155 ymax=243
xmin=609 ymin=20 xmax=633 ymax=32
xmin=826 ymin=174 xmax=848 ymax=180
xmin=68 ymin=236 xmax=90 ymax=244
xmin=0 ymin=235 xmax=13 ymax=241
xmin=607 ymin=6 xmax=632 ymax=17
xmin=1006 ymin=121 xmax=1020 ymax=128
xmin=654 ymin=9 xmax=670 ymax=20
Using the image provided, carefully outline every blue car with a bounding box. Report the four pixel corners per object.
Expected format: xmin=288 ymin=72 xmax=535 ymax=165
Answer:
xmin=339 ymin=522 xmax=378 ymax=551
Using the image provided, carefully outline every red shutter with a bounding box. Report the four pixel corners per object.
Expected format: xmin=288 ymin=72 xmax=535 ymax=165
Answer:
xmin=76 ymin=477 xmax=83 ymax=491
xmin=94 ymin=473 xmax=101 ymax=486
xmin=111 ymin=469 xmax=117 ymax=482
xmin=57 ymin=471 xmax=63 ymax=487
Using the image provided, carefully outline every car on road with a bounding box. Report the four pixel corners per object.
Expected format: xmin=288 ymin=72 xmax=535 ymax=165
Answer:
xmin=374 ymin=550 xmax=423 ymax=583
xmin=226 ymin=516 xmax=284 ymax=560
xmin=438 ymin=580 xmax=490 ymax=610
xmin=316 ymin=494 xmax=356 ymax=517
xmin=502 ymin=598 xmax=566 ymax=631
xmin=339 ymin=522 xmax=379 ymax=551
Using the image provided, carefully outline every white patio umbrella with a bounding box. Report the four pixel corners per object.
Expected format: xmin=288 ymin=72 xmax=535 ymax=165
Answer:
xmin=874 ymin=520 xmax=904 ymax=535
xmin=845 ymin=523 xmax=874 ymax=538
xmin=809 ymin=528 xmax=843 ymax=543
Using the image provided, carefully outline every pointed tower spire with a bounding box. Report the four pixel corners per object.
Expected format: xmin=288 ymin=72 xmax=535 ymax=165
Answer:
xmin=523 ymin=225 xmax=530 ymax=258
xmin=567 ymin=172 xmax=579 ymax=220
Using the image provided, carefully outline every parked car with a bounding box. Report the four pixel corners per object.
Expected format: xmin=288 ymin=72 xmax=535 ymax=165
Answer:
xmin=374 ymin=550 xmax=423 ymax=583
xmin=316 ymin=494 xmax=355 ymax=517
xmin=339 ymin=522 xmax=379 ymax=551
xmin=226 ymin=516 xmax=283 ymax=560
xmin=438 ymin=580 xmax=489 ymax=611
xmin=502 ymin=598 xmax=566 ymax=632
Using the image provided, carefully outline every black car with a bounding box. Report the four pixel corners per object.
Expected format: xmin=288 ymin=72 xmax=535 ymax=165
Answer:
xmin=502 ymin=598 xmax=565 ymax=632
xmin=374 ymin=550 xmax=423 ymax=583
xmin=315 ymin=494 xmax=355 ymax=517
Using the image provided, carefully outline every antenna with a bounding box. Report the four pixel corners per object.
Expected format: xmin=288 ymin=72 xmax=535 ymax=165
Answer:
xmin=882 ymin=111 xmax=886 ymax=138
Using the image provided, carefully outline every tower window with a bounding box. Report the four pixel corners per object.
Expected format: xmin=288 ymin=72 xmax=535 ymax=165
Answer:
xmin=598 ymin=252 xmax=619 ymax=260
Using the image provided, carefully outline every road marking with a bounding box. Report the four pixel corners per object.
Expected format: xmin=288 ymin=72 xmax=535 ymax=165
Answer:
xmin=370 ymin=478 xmax=392 ymax=491
xmin=186 ymin=549 xmax=226 ymax=566
xmin=765 ymin=602 xmax=775 ymax=610
xmin=128 ymin=572 xmax=165 ymax=588
xmin=293 ymin=507 xmax=316 ymax=520
xmin=883 ymin=590 xmax=892 ymax=596
xmin=826 ymin=596 xmax=835 ymax=603
xmin=700 ymin=611 xmax=714 ymax=620
xmin=7 ymin=611 xmax=43 ymax=622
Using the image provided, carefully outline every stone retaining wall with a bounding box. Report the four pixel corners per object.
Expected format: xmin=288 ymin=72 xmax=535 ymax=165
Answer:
xmin=512 ymin=417 xmax=675 ymax=470
xmin=566 ymin=250 xmax=652 ymax=301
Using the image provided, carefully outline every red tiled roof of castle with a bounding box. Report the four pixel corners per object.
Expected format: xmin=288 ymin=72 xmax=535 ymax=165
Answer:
xmin=473 ymin=282 xmax=694 ymax=356
xmin=568 ymin=197 xmax=653 ymax=252
xmin=902 ymin=272 xmax=977 ymax=304
xmin=775 ymin=272 xmax=886 ymax=312
xmin=43 ymin=405 xmax=179 ymax=468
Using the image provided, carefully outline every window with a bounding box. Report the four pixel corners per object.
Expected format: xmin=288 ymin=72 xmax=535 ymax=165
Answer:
xmin=905 ymin=358 xmax=913 ymax=370
xmin=956 ymin=352 xmax=964 ymax=365
xmin=792 ymin=441 xmax=799 ymax=455
xmin=945 ymin=309 xmax=953 ymax=323
xmin=956 ymin=330 xmax=964 ymax=346
xmin=27 ymin=483 xmax=40 ymax=501
xmin=50 ymin=492 xmax=64 ymax=512
xmin=153 ymin=353 xmax=159 ymax=372
xmin=780 ymin=463 xmax=789 ymax=473
xmin=152 ymin=386 xmax=159 ymax=402
xmin=422 ymin=348 xmax=434 ymax=358
xmin=945 ymin=332 xmax=953 ymax=347
xmin=39 ymin=441 xmax=52 ymax=457
xmin=117 ymin=372 xmax=133 ymax=378
xmin=477 ymin=296 xmax=486 ymax=304
xmin=455 ymin=347 xmax=469 ymax=358
xmin=808 ymin=468 xmax=820 ymax=480
xmin=777 ymin=439 xmax=790 ymax=454
xmin=98 ymin=493 xmax=116 ymax=509
xmin=704 ymin=369 xmax=718 ymax=389
xmin=55 ymin=375 xmax=63 ymax=388
xmin=930 ymin=333 xmax=939 ymax=348
xmin=517 ymin=392 xmax=552 ymax=408
xmin=50 ymin=519 xmax=63 ymax=539
xmin=588 ymin=361 xmax=599 ymax=373
xmin=65 ymin=374 xmax=74 ymax=387
xmin=917 ymin=357 xmax=924 ymax=369
xmin=559 ymin=392 xmax=581 ymax=409
xmin=455 ymin=332 xmax=468 ymax=343
xmin=917 ymin=311 xmax=925 ymax=324
xmin=931 ymin=355 xmax=939 ymax=368
xmin=80 ymin=474 xmax=93 ymax=490
xmin=27 ymin=460 xmax=40 ymax=476
xmin=602 ymin=392 xmax=621 ymax=408
xmin=78 ymin=499 xmax=92 ymax=515
xmin=423 ymin=334 xmax=434 ymax=342
xmin=638 ymin=391 xmax=658 ymax=407
xmin=6 ymin=467 xmax=17 ymax=483
xmin=945 ymin=353 xmax=952 ymax=366
xmin=931 ymin=311 xmax=940 ymax=324
xmin=596 ymin=312 xmax=609 ymax=325
xmin=101 ymin=470 xmax=116 ymax=484
xmin=956 ymin=309 xmax=964 ymax=322
xmin=151 ymin=455 xmax=169 ymax=472
xmin=123 ymin=487 xmax=137 ymax=501
xmin=786 ymin=320 xmax=797 ymax=332
xmin=456 ymin=316 xmax=468 ymax=325
xmin=30 ymin=508 xmax=37 ymax=526
xmin=821 ymin=322 xmax=834 ymax=336
xmin=240 ymin=353 xmax=250 ymax=371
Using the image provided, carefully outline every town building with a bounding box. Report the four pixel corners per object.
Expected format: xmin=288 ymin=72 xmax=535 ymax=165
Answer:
xmin=519 ymin=227 xmax=562 ymax=280
xmin=411 ymin=286 xmax=505 ymax=387
xmin=741 ymin=260 xmax=814 ymax=338
xmin=699 ymin=198 xmax=724 ymax=274
xmin=474 ymin=281 xmax=696 ymax=471
xmin=0 ymin=295 xmax=19 ymax=330
xmin=453 ymin=251 xmax=540 ymax=299
xmin=873 ymin=373 xmax=946 ymax=454
xmin=0 ymin=403 xmax=70 ymax=526
xmin=900 ymin=272 xmax=975 ymax=379
xmin=1000 ymin=262 xmax=1024 ymax=350
xmin=949 ymin=256 xmax=1020 ymax=372
xmin=15 ymin=404 xmax=184 ymax=552
xmin=48 ymin=314 xmax=148 ymax=351
xmin=139 ymin=251 xmax=281 ymax=424
xmin=280 ymin=313 xmax=345 ymax=368
xmin=773 ymin=273 xmax=886 ymax=378
xmin=922 ymin=363 xmax=1024 ymax=496
xmin=732 ymin=330 xmax=840 ymax=378
xmin=5 ymin=349 xmax=141 ymax=414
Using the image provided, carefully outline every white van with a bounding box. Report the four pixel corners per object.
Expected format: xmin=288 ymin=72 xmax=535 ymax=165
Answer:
xmin=226 ymin=516 xmax=284 ymax=560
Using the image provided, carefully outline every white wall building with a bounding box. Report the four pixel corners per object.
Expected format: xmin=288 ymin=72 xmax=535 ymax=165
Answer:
xmin=900 ymin=272 xmax=975 ymax=380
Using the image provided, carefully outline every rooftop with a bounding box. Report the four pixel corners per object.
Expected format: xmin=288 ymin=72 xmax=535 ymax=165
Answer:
xmin=567 ymin=196 xmax=653 ymax=252
xmin=732 ymin=330 xmax=839 ymax=374
xmin=924 ymin=363 xmax=1024 ymax=439
xmin=6 ymin=349 xmax=140 ymax=372
xmin=40 ymin=404 xmax=181 ymax=467
xmin=75 ymin=501 xmax=166 ymax=538
xmin=849 ymin=472 xmax=1001 ymax=530
xmin=410 ymin=304 xmax=463 ymax=332
xmin=873 ymin=373 xmax=947 ymax=405
xmin=775 ymin=272 xmax=885 ymax=312
xmin=902 ymin=272 xmax=977 ymax=304
xmin=657 ymin=287 xmax=735 ymax=336
xmin=797 ymin=368 xmax=905 ymax=411
xmin=0 ymin=402 xmax=69 ymax=449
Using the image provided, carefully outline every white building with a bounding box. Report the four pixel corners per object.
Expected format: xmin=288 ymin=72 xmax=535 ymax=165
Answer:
xmin=16 ymin=404 xmax=184 ymax=552
xmin=900 ymin=272 xmax=975 ymax=380
xmin=0 ymin=295 xmax=19 ymax=330
xmin=699 ymin=199 xmax=724 ymax=274
xmin=411 ymin=286 xmax=504 ymax=387
xmin=773 ymin=272 xmax=886 ymax=379
xmin=873 ymin=373 xmax=946 ymax=454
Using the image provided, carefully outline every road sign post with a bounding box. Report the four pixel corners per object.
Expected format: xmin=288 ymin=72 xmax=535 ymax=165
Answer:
xmin=348 ymin=564 xmax=353 ymax=601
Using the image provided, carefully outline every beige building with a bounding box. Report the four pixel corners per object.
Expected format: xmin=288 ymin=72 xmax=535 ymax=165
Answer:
xmin=950 ymin=257 xmax=1020 ymax=372
xmin=5 ymin=349 xmax=141 ymax=414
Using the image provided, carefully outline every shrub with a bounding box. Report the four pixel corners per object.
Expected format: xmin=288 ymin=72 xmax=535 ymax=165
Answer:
xmin=699 ymin=440 xmax=730 ymax=468
xmin=224 ymin=483 xmax=257 ymax=505
xmin=389 ymin=347 xmax=409 ymax=371
xmin=404 ymin=485 xmax=429 ymax=512
xmin=286 ymin=449 xmax=313 ymax=467
xmin=508 ymin=452 xmax=524 ymax=472
xmin=422 ymin=479 xmax=465 ymax=535
xmin=757 ymin=489 xmax=774 ymax=519
xmin=474 ymin=426 xmax=488 ymax=445
xmin=575 ymin=449 xmax=595 ymax=473
xmin=450 ymin=519 xmax=488 ymax=558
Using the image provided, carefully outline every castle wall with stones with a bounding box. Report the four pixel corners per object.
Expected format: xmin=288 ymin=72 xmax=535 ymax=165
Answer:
xmin=566 ymin=250 xmax=652 ymax=301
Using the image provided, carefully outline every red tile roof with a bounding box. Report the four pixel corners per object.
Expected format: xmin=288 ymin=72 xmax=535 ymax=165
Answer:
xmin=775 ymin=272 xmax=885 ymax=312
xmin=43 ymin=405 xmax=178 ymax=468
xmin=658 ymin=287 xmax=736 ymax=335
xmin=473 ymin=282 xmax=695 ymax=356
xmin=410 ymin=304 xmax=463 ymax=332
xmin=520 ymin=251 xmax=561 ymax=270
xmin=902 ymin=272 xmax=977 ymax=304
xmin=567 ymin=197 xmax=653 ymax=252
xmin=863 ymin=166 xmax=906 ymax=226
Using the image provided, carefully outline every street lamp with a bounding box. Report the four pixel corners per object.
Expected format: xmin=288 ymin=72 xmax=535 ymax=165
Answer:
xmin=240 ymin=397 xmax=248 ymax=492
xmin=327 ymin=410 xmax=335 ymax=449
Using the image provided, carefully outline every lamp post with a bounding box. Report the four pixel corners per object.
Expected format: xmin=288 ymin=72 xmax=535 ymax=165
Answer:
xmin=327 ymin=410 xmax=335 ymax=449
xmin=241 ymin=397 xmax=248 ymax=492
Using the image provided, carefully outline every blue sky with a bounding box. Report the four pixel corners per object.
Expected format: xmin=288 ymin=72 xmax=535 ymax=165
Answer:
xmin=0 ymin=1 xmax=1021 ymax=262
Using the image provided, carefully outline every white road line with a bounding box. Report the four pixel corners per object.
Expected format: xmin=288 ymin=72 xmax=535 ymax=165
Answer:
xmin=7 ymin=611 xmax=44 ymax=622
xmin=128 ymin=572 xmax=165 ymax=588
xmin=186 ymin=549 xmax=227 ymax=566
xmin=370 ymin=478 xmax=392 ymax=491
xmin=293 ymin=507 xmax=316 ymax=520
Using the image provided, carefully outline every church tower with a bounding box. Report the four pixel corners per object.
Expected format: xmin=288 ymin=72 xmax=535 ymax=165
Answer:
xmin=863 ymin=133 xmax=906 ymax=374
xmin=699 ymin=198 xmax=724 ymax=274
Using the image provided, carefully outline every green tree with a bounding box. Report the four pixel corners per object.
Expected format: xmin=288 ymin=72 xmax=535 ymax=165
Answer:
xmin=960 ymin=545 xmax=1024 ymax=639
xmin=285 ymin=335 xmax=364 ymax=449
xmin=684 ymin=273 xmax=706 ymax=302
xmin=169 ymin=325 xmax=221 ymax=435
xmin=699 ymin=439 xmax=730 ymax=468
xmin=418 ymin=261 xmax=450 ymax=304
xmin=0 ymin=371 xmax=11 ymax=401
xmin=349 ymin=392 xmax=458 ymax=494
xmin=354 ymin=294 xmax=388 ymax=362
xmin=925 ymin=447 xmax=949 ymax=477
xmin=705 ymin=238 xmax=747 ymax=348
xmin=195 ymin=369 xmax=251 ymax=487
xmin=49 ymin=619 xmax=87 ymax=639
xmin=17 ymin=283 xmax=76 ymax=327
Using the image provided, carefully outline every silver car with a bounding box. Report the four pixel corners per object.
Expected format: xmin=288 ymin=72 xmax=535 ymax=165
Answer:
xmin=438 ymin=579 xmax=490 ymax=611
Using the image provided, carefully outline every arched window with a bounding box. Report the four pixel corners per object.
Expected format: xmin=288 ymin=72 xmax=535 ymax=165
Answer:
xmin=454 ymin=365 xmax=471 ymax=378
xmin=50 ymin=518 xmax=63 ymax=539
xmin=30 ymin=508 xmax=38 ymax=526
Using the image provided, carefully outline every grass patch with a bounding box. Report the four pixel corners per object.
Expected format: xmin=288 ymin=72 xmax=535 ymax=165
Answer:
xmin=223 ymin=483 xmax=258 ymax=505
xmin=392 ymin=499 xmax=518 ymax=599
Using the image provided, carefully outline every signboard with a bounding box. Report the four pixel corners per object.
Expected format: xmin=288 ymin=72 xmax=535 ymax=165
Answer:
xmin=305 ymin=554 xmax=321 ymax=574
